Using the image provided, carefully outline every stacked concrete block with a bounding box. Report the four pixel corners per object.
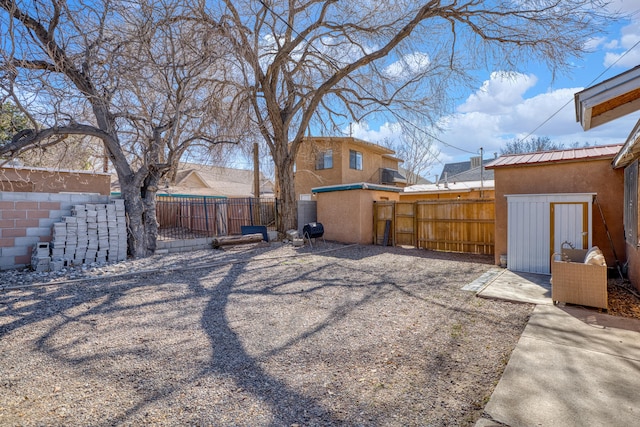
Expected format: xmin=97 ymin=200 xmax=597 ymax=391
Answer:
xmin=47 ymin=199 xmax=128 ymax=270
xmin=31 ymin=242 xmax=51 ymax=272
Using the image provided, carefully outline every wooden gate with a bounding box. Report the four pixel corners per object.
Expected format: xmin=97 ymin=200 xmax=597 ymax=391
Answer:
xmin=373 ymin=199 xmax=495 ymax=254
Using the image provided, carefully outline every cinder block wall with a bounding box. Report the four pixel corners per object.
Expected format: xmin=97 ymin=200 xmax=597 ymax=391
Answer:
xmin=0 ymin=192 xmax=109 ymax=270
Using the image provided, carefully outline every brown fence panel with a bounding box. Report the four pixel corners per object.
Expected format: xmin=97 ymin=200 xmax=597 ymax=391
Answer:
xmin=395 ymin=202 xmax=416 ymax=246
xmin=374 ymin=199 xmax=495 ymax=254
xmin=416 ymin=199 xmax=494 ymax=254
xmin=373 ymin=201 xmax=395 ymax=245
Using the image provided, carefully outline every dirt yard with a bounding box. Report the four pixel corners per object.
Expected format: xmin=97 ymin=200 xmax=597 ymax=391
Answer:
xmin=0 ymin=243 xmax=533 ymax=426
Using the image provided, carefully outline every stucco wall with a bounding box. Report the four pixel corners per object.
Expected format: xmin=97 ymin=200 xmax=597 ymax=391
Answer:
xmin=295 ymin=139 xmax=344 ymax=196
xmin=625 ymin=243 xmax=640 ymax=292
xmin=0 ymin=167 xmax=111 ymax=195
xmin=316 ymin=189 xmax=400 ymax=244
xmin=491 ymin=159 xmax=624 ymax=268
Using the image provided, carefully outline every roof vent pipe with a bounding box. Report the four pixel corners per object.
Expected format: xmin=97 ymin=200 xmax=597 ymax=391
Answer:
xmin=444 ymin=172 xmax=449 ymax=189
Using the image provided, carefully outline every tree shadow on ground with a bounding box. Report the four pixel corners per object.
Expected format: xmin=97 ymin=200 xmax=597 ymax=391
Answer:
xmin=0 ymin=244 xmax=520 ymax=426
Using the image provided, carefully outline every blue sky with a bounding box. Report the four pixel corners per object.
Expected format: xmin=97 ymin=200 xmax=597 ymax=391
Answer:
xmin=350 ymin=1 xmax=640 ymax=175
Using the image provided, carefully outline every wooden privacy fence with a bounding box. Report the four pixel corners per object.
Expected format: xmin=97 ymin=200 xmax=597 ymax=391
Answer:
xmin=373 ymin=199 xmax=495 ymax=254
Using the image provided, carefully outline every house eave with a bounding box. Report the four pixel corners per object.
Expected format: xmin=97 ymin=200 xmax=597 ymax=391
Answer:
xmin=612 ymin=118 xmax=640 ymax=169
xmin=575 ymin=65 xmax=640 ymax=130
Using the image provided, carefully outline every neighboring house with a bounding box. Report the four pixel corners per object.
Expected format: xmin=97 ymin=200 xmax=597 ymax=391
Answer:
xmin=575 ymin=65 xmax=640 ymax=292
xmin=438 ymin=156 xmax=495 ymax=184
xmin=294 ymin=136 xmax=406 ymax=198
xmin=111 ymin=163 xmax=275 ymax=198
xmin=401 ymin=179 xmax=495 ymax=202
xmin=486 ymin=145 xmax=624 ymax=275
xmin=401 ymin=155 xmax=495 ymax=201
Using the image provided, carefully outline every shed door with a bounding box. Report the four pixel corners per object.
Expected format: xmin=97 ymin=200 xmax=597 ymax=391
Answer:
xmin=507 ymin=194 xmax=592 ymax=274
xmin=551 ymin=203 xmax=588 ymax=254
xmin=507 ymin=197 xmax=550 ymax=274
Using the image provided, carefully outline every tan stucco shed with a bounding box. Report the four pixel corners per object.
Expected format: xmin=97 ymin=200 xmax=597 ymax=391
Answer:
xmin=312 ymin=183 xmax=401 ymax=244
xmin=486 ymin=145 xmax=624 ymax=273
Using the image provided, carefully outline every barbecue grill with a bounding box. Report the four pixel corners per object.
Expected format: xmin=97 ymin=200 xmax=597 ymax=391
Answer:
xmin=303 ymin=222 xmax=325 ymax=248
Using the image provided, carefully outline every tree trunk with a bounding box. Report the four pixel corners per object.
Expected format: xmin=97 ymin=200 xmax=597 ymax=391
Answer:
xmin=120 ymin=181 xmax=150 ymax=258
xmin=141 ymin=192 xmax=159 ymax=255
xmin=274 ymin=152 xmax=297 ymax=233
xmin=141 ymin=175 xmax=160 ymax=255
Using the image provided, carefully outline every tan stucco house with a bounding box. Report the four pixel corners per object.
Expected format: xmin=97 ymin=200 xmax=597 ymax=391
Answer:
xmin=575 ymin=65 xmax=640 ymax=292
xmin=294 ymin=136 xmax=406 ymax=198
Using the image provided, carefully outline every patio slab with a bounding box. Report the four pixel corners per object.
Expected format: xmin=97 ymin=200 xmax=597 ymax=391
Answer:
xmin=474 ymin=269 xmax=640 ymax=426
xmin=480 ymin=304 xmax=640 ymax=426
xmin=476 ymin=268 xmax=552 ymax=305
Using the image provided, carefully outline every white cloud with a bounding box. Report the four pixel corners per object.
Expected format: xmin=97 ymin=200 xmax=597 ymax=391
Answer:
xmin=584 ymin=36 xmax=607 ymax=51
xmin=346 ymin=66 xmax=640 ymax=170
xmin=607 ymin=0 xmax=640 ymax=14
xmin=348 ymin=121 xmax=403 ymax=144
xmin=384 ymin=52 xmax=431 ymax=79
xmin=434 ymin=72 xmax=640 ymax=161
xmin=602 ymin=17 xmax=640 ymax=68
xmin=457 ymin=72 xmax=537 ymax=115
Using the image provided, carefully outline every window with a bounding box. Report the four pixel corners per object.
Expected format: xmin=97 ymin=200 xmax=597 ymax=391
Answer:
xmin=316 ymin=150 xmax=333 ymax=170
xmin=349 ymin=150 xmax=363 ymax=170
xmin=624 ymin=160 xmax=638 ymax=246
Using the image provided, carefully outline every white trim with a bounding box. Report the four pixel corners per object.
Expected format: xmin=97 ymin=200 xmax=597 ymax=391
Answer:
xmin=575 ymin=65 xmax=640 ymax=130
xmin=505 ymin=193 xmax=595 ymax=200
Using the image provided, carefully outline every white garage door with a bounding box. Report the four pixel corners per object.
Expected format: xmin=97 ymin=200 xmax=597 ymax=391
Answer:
xmin=507 ymin=194 xmax=593 ymax=274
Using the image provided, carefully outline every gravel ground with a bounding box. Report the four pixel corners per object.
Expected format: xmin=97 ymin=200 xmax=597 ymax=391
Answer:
xmin=0 ymin=243 xmax=533 ymax=426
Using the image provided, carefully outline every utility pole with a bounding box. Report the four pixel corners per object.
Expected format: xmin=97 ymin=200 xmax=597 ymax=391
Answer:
xmin=253 ymin=142 xmax=260 ymax=198
xmin=479 ymin=147 xmax=484 ymax=198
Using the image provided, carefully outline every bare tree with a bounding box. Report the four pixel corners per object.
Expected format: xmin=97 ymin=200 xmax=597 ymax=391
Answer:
xmin=501 ymin=136 xmax=563 ymax=155
xmin=0 ymin=0 xmax=245 ymax=257
xmin=383 ymin=123 xmax=439 ymax=185
xmin=191 ymin=0 xmax=614 ymax=231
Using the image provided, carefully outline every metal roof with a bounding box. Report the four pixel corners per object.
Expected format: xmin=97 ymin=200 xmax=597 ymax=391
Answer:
xmin=311 ymin=182 xmax=403 ymax=193
xmin=485 ymin=144 xmax=623 ymax=169
xmin=404 ymin=180 xmax=494 ymax=194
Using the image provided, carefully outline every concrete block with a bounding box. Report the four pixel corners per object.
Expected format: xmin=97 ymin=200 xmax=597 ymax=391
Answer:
xmin=1 ymin=246 xmax=29 ymax=257
xmin=51 ymin=260 xmax=64 ymax=271
xmin=48 ymin=210 xmax=68 ymax=220
xmin=0 ymin=256 xmax=17 ymax=269
xmin=24 ymin=192 xmax=51 ymax=203
xmin=14 ymin=236 xmax=40 ymax=248
xmin=39 ymin=217 xmax=58 ymax=228
xmin=34 ymin=242 xmax=49 ymax=255
xmin=51 ymin=248 xmax=65 ymax=258
xmin=49 ymin=193 xmax=74 ymax=203
xmin=27 ymin=227 xmax=52 ymax=238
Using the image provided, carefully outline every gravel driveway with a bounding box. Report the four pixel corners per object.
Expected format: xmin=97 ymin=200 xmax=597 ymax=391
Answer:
xmin=0 ymin=243 xmax=533 ymax=426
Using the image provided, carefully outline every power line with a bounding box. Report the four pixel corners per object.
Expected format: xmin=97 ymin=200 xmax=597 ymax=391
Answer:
xmin=516 ymin=38 xmax=640 ymax=143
